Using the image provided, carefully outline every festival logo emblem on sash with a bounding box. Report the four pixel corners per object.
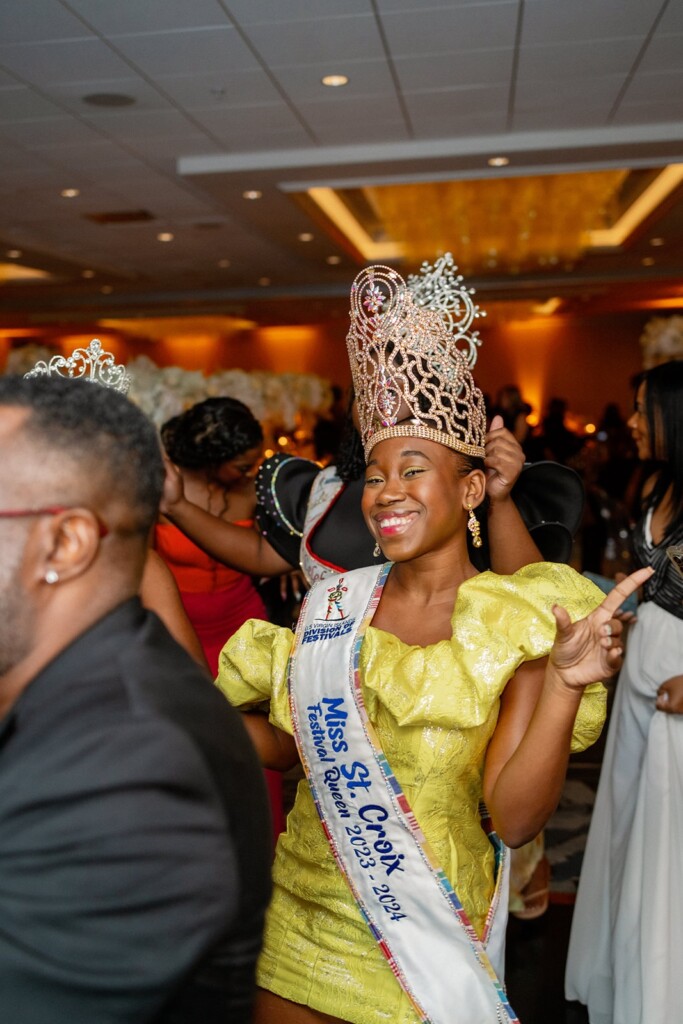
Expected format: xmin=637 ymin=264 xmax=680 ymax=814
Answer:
xmin=301 ymin=577 xmax=356 ymax=644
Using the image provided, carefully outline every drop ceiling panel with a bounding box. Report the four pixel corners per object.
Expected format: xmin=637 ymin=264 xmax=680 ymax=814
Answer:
xmin=0 ymin=39 xmax=136 ymax=84
xmin=522 ymin=0 xmax=664 ymax=45
xmin=155 ymin=70 xmax=283 ymax=108
xmin=226 ymin=0 xmax=372 ymax=24
xmin=517 ymin=39 xmax=644 ymax=81
xmin=111 ymin=27 xmax=259 ymax=77
xmin=244 ymin=15 xmax=385 ymax=64
xmin=655 ymin=2 xmax=683 ymax=32
xmin=312 ymin=115 xmax=410 ymax=146
xmin=411 ymin=108 xmax=508 ymax=139
xmin=269 ymin=59 xmax=396 ymax=103
xmin=65 ymin=0 xmax=230 ymax=35
xmin=405 ymin=83 xmax=510 ymax=120
xmin=637 ymin=31 xmax=683 ymax=73
xmin=380 ymin=3 xmax=519 ymax=55
xmin=199 ymin=124 xmax=316 ymax=151
xmin=80 ymin=107 xmax=208 ymax=142
xmin=394 ymin=48 xmax=515 ymax=91
xmin=188 ymin=103 xmax=308 ymax=140
xmin=514 ymin=74 xmax=625 ymax=114
xmin=0 ymin=88 xmax=66 ymax=121
xmin=0 ymin=117 xmax=103 ymax=149
xmin=0 ymin=0 xmax=91 ymax=44
xmin=622 ymin=69 xmax=683 ymax=104
xmin=376 ymin=0 xmax=512 ymax=10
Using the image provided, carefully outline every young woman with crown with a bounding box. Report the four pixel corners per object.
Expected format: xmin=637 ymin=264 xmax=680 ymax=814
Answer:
xmin=216 ymin=266 xmax=650 ymax=1024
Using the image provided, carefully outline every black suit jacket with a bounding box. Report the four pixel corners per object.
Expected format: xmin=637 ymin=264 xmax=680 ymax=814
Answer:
xmin=0 ymin=599 xmax=272 ymax=1023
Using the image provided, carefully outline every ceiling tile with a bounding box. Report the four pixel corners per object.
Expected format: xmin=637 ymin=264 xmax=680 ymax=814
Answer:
xmin=411 ymin=108 xmax=508 ymax=139
xmin=226 ymin=0 xmax=372 ymax=24
xmin=0 ymin=117 xmax=104 ymax=148
xmin=377 ymin=0 xmax=515 ymax=9
xmin=514 ymin=74 xmax=625 ymax=113
xmin=154 ymin=70 xmax=283 ymax=108
xmin=0 ymin=87 xmax=65 ymax=122
xmin=110 ymin=26 xmax=259 ymax=77
xmin=380 ymin=3 xmax=519 ymax=56
xmin=295 ymin=93 xmax=407 ymax=133
xmin=0 ymin=0 xmax=92 ymax=44
xmin=270 ymin=59 xmax=396 ymax=104
xmin=65 ymin=0 xmax=230 ymax=35
xmin=522 ymin=0 xmax=664 ymax=45
xmin=395 ymin=48 xmax=514 ymax=91
xmin=187 ymin=103 xmax=308 ymax=140
xmin=517 ymin=38 xmax=643 ymax=80
xmin=0 ymin=38 xmax=136 ymax=85
xmin=77 ymin=107 xmax=205 ymax=141
xmin=405 ymin=83 xmax=510 ymax=120
xmin=637 ymin=31 xmax=683 ymax=74
xmin=620 ymin=68 xmax=683 ymax=105
xmin=244 ymin=15 xmax=384 ymax=64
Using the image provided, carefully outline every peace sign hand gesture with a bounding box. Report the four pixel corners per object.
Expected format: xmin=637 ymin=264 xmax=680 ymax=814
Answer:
xmin=549 ymin=566 xmax=654 ymax=692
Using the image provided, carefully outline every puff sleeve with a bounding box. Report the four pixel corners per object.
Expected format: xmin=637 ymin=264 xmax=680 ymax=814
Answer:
xmin=215 ymin=620 xmax=295 ymax=735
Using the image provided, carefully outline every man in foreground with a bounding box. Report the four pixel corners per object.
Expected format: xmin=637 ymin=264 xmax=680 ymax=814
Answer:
xmin=0 ymin=375 xmax=271 ymax=1023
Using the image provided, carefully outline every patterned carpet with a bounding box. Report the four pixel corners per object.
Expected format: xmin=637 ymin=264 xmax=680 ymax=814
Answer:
xmin=546 ymin=767 xmax=600 ymax=897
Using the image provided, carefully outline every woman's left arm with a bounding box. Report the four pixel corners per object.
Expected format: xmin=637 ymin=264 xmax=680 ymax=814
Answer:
xmin=485 ymin=416 xmax=544 ymax=573
xmin=483 ymin=566 xmax=653 ymax=846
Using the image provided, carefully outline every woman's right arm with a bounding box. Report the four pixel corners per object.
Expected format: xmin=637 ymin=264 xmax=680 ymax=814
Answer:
xmin=160 ymin=459 xmax=293 ymax=577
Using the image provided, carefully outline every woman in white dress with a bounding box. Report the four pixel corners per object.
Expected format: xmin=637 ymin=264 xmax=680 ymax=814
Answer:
xmin=565 ymin=359 xmax=683 ymax=1024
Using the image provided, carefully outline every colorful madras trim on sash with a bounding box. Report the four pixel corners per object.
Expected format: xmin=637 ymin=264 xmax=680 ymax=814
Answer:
xmin=288 ymin=563 xmax=518 ymax=1024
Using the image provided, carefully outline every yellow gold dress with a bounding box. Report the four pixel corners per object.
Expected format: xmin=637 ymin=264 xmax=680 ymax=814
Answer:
xmin=217 ymin=564 xmax=606 ymax=1024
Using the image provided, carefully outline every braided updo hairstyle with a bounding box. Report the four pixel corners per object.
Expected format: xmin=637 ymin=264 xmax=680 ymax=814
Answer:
xmin=161 ymin=397 xmax=263 ymax=470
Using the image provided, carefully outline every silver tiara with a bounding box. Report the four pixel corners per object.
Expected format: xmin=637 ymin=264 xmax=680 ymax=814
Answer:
xmin=24 ymin=338 xmax=131 ymax=395
xmin=407 ymin=252 xmax=484 ymax=369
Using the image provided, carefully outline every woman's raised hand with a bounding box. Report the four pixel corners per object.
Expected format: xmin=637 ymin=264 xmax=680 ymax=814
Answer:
xmin=484 ymin=414 xmax=525 ymax=502
xmin=549 ymin=566 xmax=654 ymax=691
xmin=160 ymin=453 xmax=185 ymax=516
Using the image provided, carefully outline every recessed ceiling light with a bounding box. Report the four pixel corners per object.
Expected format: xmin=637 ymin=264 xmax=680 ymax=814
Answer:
xmin=243 ymin=190 xmax=262 ymax=200
xmin=326 ymin=255 xmax=342 ymax=265
xmin=488 ymin=156 xmax=509 ymax=167
xmin=642 ymin=256 xmax=655 ymax=266
xmin=258 ymin=276 xmax=271 ymax=286
xmin=6 ymin=249 xmax=22 ymax=259
xmin=218 ymin=258 xmax=231 ymax=268
xmin=82 ymin=92 xmax=135 ymax=107
xmin=322 ymin=74 xmax=349 ymax=87
xmin=298 ymin=232 xmax=314 ymax=242
xmin=650 ymin=237 xmax=665 ymax=247
xmin=81 ymin=269 xmax=95 ymax=279
xmin=60 ymin=188 xmax=80 ymax=198
xmin=157 ymin=232 xmax=174 ymax=242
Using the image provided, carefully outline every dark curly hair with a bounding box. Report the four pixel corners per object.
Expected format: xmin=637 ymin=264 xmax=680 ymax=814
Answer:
xmin=161 ymin=397 xmax=263 ymax=470
xmin=0 ymin=375 xmax=164 ymax=536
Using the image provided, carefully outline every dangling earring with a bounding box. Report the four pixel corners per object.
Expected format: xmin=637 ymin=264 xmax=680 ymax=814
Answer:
xmin=466 ymin=503 xmax=482 ymax=548
xmin=373 ymin=542 xmax=381 ymax=558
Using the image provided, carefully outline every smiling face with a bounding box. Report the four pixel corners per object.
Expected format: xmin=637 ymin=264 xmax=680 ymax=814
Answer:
xmin=361 ymin=436 xmax=484 ymax=564
xmin=627 ymin=381 xmax=652 ymax=461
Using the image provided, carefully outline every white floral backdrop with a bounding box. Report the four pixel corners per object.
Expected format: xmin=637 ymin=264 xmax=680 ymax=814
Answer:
xmin=640 ymin=315 xmax=683 ymax=369
xmin=4 ymin=346 xmax=333 ymax=431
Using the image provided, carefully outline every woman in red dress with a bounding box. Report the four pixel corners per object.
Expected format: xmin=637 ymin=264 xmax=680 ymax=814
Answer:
xmin=155 ymin=396 xmax=284 ymax=837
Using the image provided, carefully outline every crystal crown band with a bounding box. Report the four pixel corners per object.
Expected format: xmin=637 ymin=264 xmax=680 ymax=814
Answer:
xmin=346 ymin=264 xmax=487 ymax=460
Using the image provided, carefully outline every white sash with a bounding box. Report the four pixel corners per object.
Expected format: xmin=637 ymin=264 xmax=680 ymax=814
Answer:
xmin=299 ymin=465 xmax=346 ymax=585
xmin=288 ymin=564 xmax=517 ymax=1024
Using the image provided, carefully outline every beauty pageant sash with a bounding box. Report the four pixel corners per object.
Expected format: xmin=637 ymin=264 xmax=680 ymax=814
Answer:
xmin=288 ymin=564 xmax=518 ymax=1024
xmin=299 ymin=465 xmax=346 ymax=585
